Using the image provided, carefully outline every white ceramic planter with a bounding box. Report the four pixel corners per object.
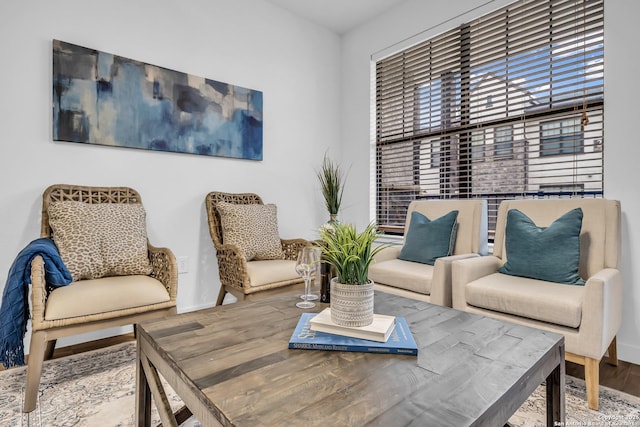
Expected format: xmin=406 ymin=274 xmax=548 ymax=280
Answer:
xmin=329 ymin=278 xmax=374 ymax=327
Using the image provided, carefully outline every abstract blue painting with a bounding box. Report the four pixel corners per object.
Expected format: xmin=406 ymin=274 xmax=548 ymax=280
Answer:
xmin=52 ymin=40 xmax=263 ymax=160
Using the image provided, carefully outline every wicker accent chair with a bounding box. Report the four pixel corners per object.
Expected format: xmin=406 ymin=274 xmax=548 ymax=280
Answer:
xmin=24 ymin=184 xmax=177 ymax=413
xmin=205 ymin=192 xmax=309 ymax=305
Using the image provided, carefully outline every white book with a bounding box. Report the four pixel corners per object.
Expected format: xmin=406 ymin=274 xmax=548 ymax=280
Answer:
xmin=309 ymin=308 xmax=396 ymax=343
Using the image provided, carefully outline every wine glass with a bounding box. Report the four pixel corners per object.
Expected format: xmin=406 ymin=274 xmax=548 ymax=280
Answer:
xmin=295 ymin=246 xmax=320 ymax=309
xmin=300 ymin=246 xmax=321 ymax=301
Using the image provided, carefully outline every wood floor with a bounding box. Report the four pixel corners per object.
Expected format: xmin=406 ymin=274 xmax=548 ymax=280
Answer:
xmin=5 ymin=333 xmax=640 ymax=399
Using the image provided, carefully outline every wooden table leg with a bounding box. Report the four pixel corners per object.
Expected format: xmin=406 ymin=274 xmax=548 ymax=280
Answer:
xmin=137 ymin=335 xmax=179 ymax=427
xmin=136 ymin=332 xmax=152 ymax=427
xmin=546 ymin=346 xmax=566 ymax=426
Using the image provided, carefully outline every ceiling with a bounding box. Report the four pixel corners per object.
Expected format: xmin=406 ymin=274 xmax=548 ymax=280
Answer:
xmin=264 ymin=0 xmax=408 ymax=34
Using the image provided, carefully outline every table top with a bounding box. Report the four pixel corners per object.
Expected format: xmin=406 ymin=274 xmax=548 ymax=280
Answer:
xmin=137 ymin=290 xmax=564 ymax=426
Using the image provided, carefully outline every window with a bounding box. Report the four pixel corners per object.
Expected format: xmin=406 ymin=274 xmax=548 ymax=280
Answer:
xmin=375 ymin=0 xmax=604 ymax=235
xmin=470 ymin=130 xmax=484 ymax=160
xmin=495 ymin=125 xmax=513 ymax=157
xmin=540 ymin=118 xmax=584 ymax=156
xmin=431 ymin=141 xmax=441 ymax=168
xmin=485 ymin=96 xmax=493 ymax=108
xmin=538 ymin=183 xmax=584 ymax=194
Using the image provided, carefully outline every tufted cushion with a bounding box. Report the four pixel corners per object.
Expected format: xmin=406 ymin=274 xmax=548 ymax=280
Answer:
xmin=48 ymin=201 xmax=152 ymax=281
xmin=216 ymin=202 xmax=285 ymax=261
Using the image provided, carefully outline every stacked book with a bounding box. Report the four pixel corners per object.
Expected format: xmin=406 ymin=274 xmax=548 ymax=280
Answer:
xmin=288 ymin=308 xmax=418 ymax=355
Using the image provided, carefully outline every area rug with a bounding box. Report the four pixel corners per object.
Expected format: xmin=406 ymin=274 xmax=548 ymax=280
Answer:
xmin=0 ymin=342 xmax=638 ymax=427
xmin=0 ymin=342 xmax=196 ymax=427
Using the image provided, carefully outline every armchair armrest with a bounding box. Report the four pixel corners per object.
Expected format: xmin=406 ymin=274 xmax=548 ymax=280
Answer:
xmin=215 ymin=243 xmax=250 ymax=291
xmin=431 ymin=253 xmax=480 ymax=307
xmin=372 ymin=245 xmax=402 ymax=263
xmin=148 ymin=243 xmax=178 ymax=302
xmin=281 ymin=238 xmax=311 ymax=261
xmin=580 ymin=268 xmax=623 ymax=359
xmin=29 ymin=256 xmax=47 ymax=332
xmin=451 ymin=256 xmax=502 ymax=310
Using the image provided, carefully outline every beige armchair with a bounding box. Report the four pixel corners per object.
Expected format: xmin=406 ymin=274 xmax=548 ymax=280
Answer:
xmin=369 ymin=199 xmax=488 ymax=306
xmin=452 ymin=198 xmax=621 ymax=410
xmin=205 ymin=192 xmax=309 ymax=305
xmin=24 ymin=184 xmax=177 ymax=412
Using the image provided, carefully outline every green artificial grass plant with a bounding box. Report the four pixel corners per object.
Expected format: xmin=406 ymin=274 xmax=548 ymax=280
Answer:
xmin=319 ymin=222 xmax=386 ymax=285
xmin=316 ymin=154 xmax=345 ymax=217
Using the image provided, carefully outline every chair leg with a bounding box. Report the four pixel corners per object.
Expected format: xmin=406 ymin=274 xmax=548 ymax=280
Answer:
xmin=584 ymin=357 xmax=600 ymax=411
xmin=24 ymin=331 xmax=47 ymax=413
xmin=44 ymin=339 xmax=56 ymax=360
xmin=606 ymin=336 xmax=618 ymax=366
xmin=216 ymin=286 xmax=227 ymax=306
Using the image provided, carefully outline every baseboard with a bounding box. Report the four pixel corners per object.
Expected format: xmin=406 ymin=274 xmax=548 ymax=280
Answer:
xmin=178 ymin=301 xmax=217 ymax=313
xmin=618 ymin=341 xmax=640 ymax=365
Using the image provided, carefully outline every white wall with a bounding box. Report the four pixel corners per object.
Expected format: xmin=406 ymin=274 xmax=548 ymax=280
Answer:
xmin=341 ymin=0 xmax=640 ymax=364
xmin=602 ymin=0 xmax=640 ymax=365
xmin=0 ymin=0 xmax=341 ymax=349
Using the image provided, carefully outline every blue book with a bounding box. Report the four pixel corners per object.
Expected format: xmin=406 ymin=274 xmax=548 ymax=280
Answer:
xmin=288 ymin=313 xmax=418 ymax=356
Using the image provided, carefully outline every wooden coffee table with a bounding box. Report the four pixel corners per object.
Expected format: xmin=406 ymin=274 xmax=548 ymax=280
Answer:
xmin=136 ymin=290 xmax=565 ymax=426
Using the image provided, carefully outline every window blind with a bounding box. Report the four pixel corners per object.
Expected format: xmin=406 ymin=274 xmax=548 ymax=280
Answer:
xmin=375 ymin=0 xmax=604 ymax=237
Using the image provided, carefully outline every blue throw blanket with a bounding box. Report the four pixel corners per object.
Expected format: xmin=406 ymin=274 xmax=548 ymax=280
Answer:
xmin=0 ymin=238 xmax=72 ymax=368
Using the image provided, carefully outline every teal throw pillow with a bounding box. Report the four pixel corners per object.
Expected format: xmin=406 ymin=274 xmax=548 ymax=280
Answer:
xmin=398 ymin=210 xmax=459 ymax=265
xmin=498 ymin=207 xmax=585 ymax=285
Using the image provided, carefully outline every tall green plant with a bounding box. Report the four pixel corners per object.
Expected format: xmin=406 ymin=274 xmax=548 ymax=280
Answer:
xmin=316 ymin=154 xmax=345 ymax=216
xmin=319 ymin=222 xmax=386 ymax=285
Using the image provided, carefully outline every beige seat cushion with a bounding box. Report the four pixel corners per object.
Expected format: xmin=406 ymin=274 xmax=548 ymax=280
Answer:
xmin=44 ymin=276 xmax=170 ymax=321
xmin=246 ymin=259 xmax=298 ymax=288
xmin=465 ymin=273 xmax=584 ymax=328
xmin=368 ymin=259 xmax=434 ymax=295
xmin=47 ymin=201 xmax=152 ymax=281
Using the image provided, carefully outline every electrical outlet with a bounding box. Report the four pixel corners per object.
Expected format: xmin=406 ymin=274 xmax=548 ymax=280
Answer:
xmin=177 ymin=256 xmax=188 ymax=274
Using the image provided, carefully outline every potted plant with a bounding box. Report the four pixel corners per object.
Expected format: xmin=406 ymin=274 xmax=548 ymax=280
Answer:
xmin=318 ymin=222 xmax=386 ymax=327
xmin=316 ymin=154 xmax=345 ymax=223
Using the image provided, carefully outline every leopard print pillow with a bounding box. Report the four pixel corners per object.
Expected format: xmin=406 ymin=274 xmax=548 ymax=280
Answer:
xmin=216 ymin=202 xmax=285 ymax=261
xmin=48 ymin=201 xmax=152 ymax=281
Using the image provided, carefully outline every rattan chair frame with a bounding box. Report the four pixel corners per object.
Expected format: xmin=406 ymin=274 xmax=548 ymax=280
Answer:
xmin=205 ymin=191 xmax=308 ymax=305
xmin=23 ymin=184 xmax=178 ymax=413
